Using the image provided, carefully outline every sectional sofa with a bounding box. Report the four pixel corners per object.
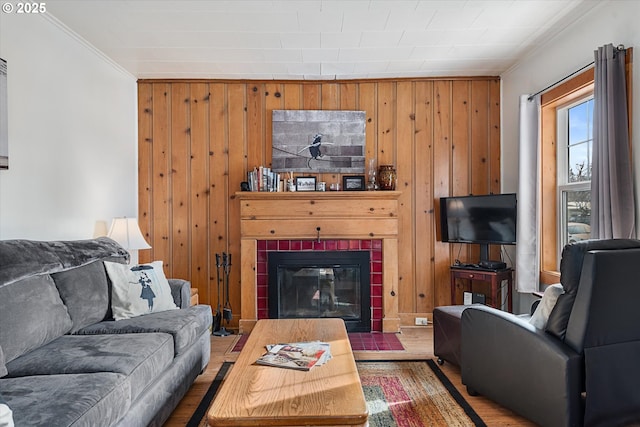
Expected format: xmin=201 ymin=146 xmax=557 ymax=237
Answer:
xmin=0 ymin=237 xmax=212 ymax=427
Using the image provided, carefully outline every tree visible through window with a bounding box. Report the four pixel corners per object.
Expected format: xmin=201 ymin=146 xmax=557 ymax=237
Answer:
xmin=558 ymin=98 xmax=592 ymax=248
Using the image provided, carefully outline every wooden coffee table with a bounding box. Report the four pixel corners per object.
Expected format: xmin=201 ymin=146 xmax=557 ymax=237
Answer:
xmin=207 ymin=318 xmax=368 ymax=426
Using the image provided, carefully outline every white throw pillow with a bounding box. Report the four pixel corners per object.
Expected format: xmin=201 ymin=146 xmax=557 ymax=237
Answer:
xmin=105 ymin=261 xmax=178 ymax=320
xmin=529 ymin=283 xmax=564 ymax=329
xmin=0 ymin=399 xmax=13 ymax=427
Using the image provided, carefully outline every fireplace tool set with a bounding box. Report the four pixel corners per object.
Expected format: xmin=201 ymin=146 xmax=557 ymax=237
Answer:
xmin=213 ymin=252 xmax=233 ymax=336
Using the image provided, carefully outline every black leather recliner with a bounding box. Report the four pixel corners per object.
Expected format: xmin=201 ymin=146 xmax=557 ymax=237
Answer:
xmin=460 ymin=239 xmax=640 ymax=427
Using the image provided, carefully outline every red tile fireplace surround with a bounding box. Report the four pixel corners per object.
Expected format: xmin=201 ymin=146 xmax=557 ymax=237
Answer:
xmin=237 ymin=191 xmax=401 ymax=334
xmin=256 ymin=239 xmax=384 ymax=331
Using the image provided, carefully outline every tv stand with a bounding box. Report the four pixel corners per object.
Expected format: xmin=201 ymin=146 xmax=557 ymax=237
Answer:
xmin=450 ymin=266 xmax=513 ymax=312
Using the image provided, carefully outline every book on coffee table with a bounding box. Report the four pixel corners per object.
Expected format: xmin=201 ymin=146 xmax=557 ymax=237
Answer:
xmin=256 ymin=341 xmax=331 ymax=371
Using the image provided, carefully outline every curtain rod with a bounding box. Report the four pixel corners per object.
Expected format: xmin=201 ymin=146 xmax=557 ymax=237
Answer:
xmin=527 ymin=44 xmax=626 ymax=101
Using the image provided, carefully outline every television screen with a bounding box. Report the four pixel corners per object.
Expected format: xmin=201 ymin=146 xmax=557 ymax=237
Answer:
xmin=439 ymin=193 xmax=517 ymax=245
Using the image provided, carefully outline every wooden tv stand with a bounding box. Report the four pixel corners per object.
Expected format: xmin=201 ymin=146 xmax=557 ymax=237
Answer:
xmin=450 ymin=266 xmax=513 ymax=312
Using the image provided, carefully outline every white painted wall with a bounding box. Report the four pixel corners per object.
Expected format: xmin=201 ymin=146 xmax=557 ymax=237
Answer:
xmin=501 ymin=0 xmax=640 ymax=311
xmin=0 ymin=13 xmax=138 ymax=240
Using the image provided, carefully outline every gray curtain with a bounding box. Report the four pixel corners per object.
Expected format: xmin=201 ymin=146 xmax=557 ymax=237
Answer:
xmin=516 ymin=94 xmax=540 ymax=292
xmin=591 ymin=44 xmax=635 ymax=238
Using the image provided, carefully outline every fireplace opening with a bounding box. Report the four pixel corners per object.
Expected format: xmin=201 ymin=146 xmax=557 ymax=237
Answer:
xmin=268 ymin=251 xmax=371 ymax=332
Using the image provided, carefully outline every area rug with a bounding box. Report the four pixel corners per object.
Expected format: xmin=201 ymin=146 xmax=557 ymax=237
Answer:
xmin=230 ymin=332 xmax=405 ymax=352
xmin=187 ymin=360 xmax=485 ymax=427
xmin=359 ymin=360 xmax=485 ymax=426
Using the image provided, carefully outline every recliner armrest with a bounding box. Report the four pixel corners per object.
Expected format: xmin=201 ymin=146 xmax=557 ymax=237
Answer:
xmin=461 ymin=305 xmax=583 ymax=427
xmin=168 ymin=278 xmax=191 ymax=309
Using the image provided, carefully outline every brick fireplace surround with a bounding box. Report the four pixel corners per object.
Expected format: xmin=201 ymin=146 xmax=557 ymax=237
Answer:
xmin=256 ymin=239 xmax=384 ymax=331
xmin=238 ymin=191 xmax=401 ymax=334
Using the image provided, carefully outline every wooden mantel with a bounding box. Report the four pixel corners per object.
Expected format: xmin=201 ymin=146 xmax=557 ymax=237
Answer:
xmin=237 ymin=191 xmax=401 ymax=333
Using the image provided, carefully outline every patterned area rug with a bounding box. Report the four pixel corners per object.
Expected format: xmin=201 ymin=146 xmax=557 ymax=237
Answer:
xmin=359 ymin=360 xmax=485 ymax=426
xmin=187 ymin=360 xmax=485 ymax=427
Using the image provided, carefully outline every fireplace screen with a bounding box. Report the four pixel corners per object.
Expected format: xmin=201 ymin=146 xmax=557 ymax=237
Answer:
xmin=268 ymin=251 xmax=371 ymax=332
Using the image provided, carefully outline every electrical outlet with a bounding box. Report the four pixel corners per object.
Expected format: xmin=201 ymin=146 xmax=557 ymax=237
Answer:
xmin=415 ymin=317 xmax=428 ymax=326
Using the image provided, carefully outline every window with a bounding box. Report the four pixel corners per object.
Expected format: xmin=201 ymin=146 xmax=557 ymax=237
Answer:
xmin=539 ymin=48 xmax=631 ymax=285
xmin=540 ymin=70 xmax=594 ymax=283
xmin=557 ymin=97 xmax=593 ymax=250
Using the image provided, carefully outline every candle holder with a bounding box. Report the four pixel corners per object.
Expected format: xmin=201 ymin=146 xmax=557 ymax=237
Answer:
xmin=367 ymin=158 xmax=379 ymax=191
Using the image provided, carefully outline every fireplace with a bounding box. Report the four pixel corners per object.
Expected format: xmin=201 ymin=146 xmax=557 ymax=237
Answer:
xmin=268 ymin=251 xmax=371 ymax=332
xmin=238 ymin=191 xmax=401 ymax=334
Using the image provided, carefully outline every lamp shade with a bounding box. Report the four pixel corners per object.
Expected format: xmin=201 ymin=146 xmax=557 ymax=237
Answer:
xmin=107 ymin=217 xmax=151 ymax=250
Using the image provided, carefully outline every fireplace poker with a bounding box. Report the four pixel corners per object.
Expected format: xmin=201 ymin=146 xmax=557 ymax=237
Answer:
xmin=214 ymin=252 xmax=231 ymax=336
xmin=223 ymin=252 xmax=233 ymax=323
xmin=212 ymin=253 xmax=222 ymax=334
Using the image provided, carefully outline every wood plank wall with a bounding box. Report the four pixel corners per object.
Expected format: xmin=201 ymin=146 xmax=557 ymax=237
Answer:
xmin=137 ymin=78 xmax=501 ymax=327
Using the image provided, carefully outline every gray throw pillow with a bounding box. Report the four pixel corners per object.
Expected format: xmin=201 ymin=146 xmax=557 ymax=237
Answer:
xmin=0 ymin=274 xmax=72 ymax=363
xmin=52 ymin=261 xmax=110 ymax=332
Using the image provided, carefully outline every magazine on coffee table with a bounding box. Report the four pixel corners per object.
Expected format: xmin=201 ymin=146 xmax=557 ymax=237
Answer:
xmin=256 ymin=341 xmax=331 ymax=371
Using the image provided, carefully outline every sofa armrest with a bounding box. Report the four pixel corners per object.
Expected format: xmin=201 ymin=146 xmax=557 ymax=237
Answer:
xmin=461 ymin=305 xmax=583 ymax=427
xmin=168 ymin=279 xmax=191 ymax=309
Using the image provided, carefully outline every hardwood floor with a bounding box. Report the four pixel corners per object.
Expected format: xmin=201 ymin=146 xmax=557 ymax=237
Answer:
xmin=163 ymin=326 xmax=536 ymax=427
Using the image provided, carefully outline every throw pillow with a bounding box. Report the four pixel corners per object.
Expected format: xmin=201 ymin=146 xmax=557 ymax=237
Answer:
xmin=0 ymin=393 xmax=13 ymax=427
xmin=52 ymin=261 xmax=111 ymax=333
xmin=105 ymin=261 xmax=178 ymax=320
xmin=0 ymin=274 xmax=72 ymax=363
xmin=529 ymin=283 xmax=564 ymax=329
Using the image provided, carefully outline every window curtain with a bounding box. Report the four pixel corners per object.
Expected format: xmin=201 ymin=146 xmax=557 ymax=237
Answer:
xmin=591 ymin=44 xmax=635 ymax=238
xmin=516 ymin=94 xmax=540 ymax=292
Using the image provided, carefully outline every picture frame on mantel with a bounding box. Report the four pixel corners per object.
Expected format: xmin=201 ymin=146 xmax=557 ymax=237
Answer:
xmin=343 ymin=175 xmax=365 ymax=191
xmin=295 ymin=176 xmax=316 ymax=192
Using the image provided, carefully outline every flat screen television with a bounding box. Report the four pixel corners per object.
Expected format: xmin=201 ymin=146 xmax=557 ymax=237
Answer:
xmin=439 ymin=193 xmax=517 ymax=267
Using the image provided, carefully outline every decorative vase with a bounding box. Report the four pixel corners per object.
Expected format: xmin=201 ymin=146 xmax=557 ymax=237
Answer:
xmin=378 ymin=165 xmax=397 ymax=190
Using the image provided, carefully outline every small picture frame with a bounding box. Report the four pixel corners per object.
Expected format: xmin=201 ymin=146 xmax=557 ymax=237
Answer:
xmin=343 ymin=175 xmax=365 ymax=191
xmin=295 ymin=176 xmax=317 ymax=192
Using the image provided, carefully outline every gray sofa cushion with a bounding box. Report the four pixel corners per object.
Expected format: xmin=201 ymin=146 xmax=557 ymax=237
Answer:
xmin=169 ymin=278 xmax=192 ymax=309
xmin=0 ymin=237 xmax=129 ymax=286
xmin=0 ymin=274 xmax=72 ymax=363
xmin=52 ymin=261 xmax=111 ymax=333
xmin=0 ymin=346 xmax=6 ymax=378
xmin=76 ymin=305 xmax=212 ymax=356
xmin=5 ymin=333 xmax=174 ymax=401
xmin=0 ymin=372 xmax=130 ymax=427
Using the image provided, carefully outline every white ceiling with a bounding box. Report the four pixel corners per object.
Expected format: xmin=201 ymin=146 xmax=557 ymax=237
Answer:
xmin=45 ymin=0 xmax=600 ymax=80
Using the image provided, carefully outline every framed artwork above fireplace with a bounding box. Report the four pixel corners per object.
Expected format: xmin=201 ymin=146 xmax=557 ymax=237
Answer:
xmin=271 ymin=110 xmax=365 ymax=174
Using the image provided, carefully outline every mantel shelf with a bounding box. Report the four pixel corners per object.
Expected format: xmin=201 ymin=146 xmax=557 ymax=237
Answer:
xmin=235 ymin=191 xmax=402 ymax=200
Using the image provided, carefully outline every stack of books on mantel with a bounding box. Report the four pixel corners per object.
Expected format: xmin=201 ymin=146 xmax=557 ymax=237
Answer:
xmin=247 ymin=166 xmax=283 ymax=192
xmin=255 ymin=341 xmax=332 ymax=371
